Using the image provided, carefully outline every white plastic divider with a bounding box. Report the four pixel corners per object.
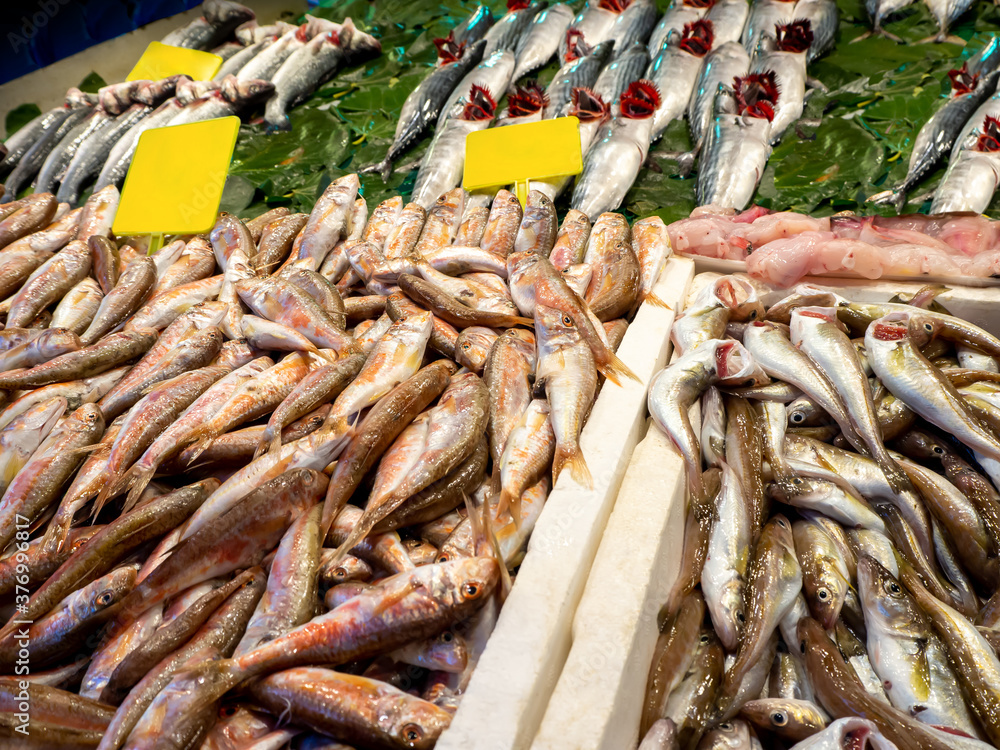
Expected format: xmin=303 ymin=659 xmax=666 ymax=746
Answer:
xmin=436 ymin=256 xmax=696 ymax=750
xmin=530 ymin=271 xmax=1000 ymax=750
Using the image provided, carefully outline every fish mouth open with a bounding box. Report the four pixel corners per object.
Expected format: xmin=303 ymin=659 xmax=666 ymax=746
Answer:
xmin=507 ymin=82 xmax=548 ymax=117
xmin=679 ymin=19 xmax=715 ymax=56
xmin=434 ymin=32 xmax=465 ymax=64
xmin=619 ymin=80 xmax=660 ymax=119
xmin=461 ymin=84 xmax=497 ymax=121
xmin=976 ymin=115 xmax=1000 ymax=152
xmin=775 ymin=20 xmax=814 ymax=53
xmin=734 ymin=71 xmax=779 ymax=121
xmin=570 ymin=87 xmax=610 ymax=122
xmin=563 ymin=28 xmax=592 ymax=62
xmin=948 ymin=64 xmax=979 ymax=95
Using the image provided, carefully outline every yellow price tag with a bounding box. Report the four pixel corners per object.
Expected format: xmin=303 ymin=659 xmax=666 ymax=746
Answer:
xmin=113 ymin=116 xmax=241 ymax=246
xmin=464 ymin=117 xmax=583 ymax=206
xmin=127 ymin=41 xmax=222 ymax=82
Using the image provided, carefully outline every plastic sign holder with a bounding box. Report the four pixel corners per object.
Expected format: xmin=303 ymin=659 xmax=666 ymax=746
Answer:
xmin=463 ymin=116 xmax=583 ymax=207
xmin=127 ymin=41 xmax=223 ymax=83
xmin=112 ymin=116 xmax=241 ymax=253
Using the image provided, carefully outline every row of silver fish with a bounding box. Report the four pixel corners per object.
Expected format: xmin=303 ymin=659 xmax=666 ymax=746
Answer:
xmin=642 ymin=275 xmax=1000 ymax=750
xmin=0 ymin=3 xmax=381 ymax=205
xmin=0 ymin=175 xmax=670 ymax=749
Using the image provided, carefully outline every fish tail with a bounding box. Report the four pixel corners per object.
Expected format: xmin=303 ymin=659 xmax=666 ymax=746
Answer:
xmin=512 ymin=316 xmax=535 ymax=328
xmin=496 ymin=487 xmax=514 ymax=523
xmin=599 ymin=351 xmax=641 ymax=386
xmin=553 ymin=444 xmax=592 ymax=489
xmin=643 ymin=292 xmax=672 ymax=309
xmin=66 ymin=442 xmax=103 ymax=456
xmin=490 ymin=465 xmax=501 ymax=497
xmin=185 ymin=435 xmax=213 ymax=464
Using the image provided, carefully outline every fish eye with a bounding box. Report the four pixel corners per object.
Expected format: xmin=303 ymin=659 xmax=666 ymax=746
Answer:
xmin=718 ymin=722 xmax=733 ymax=731
xmin=700 ymin=634 xmax=710 ymax=644
xmin=462 ymin=342 xmax=471 ymax=350
xmin=817 ymin=588 xmax=830 ymax=601
xmin=562 ymin=314 xmax=573 ymax=327
xmin=736 ymin=612 xmax=746 ymax=623
xmin=923 ymin=323 xmax=934 ymax=333
xmin=219 ymin=705 xmax=238 ymax=718
xmin=436 ymin=553 xmax=450 ymax=563
xmin=792 ymin=477 xmax=803 ymax=485
xmin=800 ymin=640 xmax=806 ymax=654
xmin=885 ymin=581 xmax=901 ymax=596
xmin=933 ymin=446 xmax=944 ymax=455
xmin=462 ymin=582 xmax=482 ymax=599
xmin=748 ymin=310 xmax=758 ymax=320
xmin=97 ymin=592 xmax=114 ymax=606
xmin=441 ymin=631 xmax=454 ymax=643
xmin=777 ymin=518 xmax=788 ymax=528
xmin=742 ymin=379 xmax=755 ymax=386
xmin=791 ymin=413 xmax=805 ymax=424
xmin=333 ymin=567 xmax=348 ymax=579
xmin=402 ymin=723 xmax=424 ymax=745
xmin=771 ymin=711 xmax=788 ymax=726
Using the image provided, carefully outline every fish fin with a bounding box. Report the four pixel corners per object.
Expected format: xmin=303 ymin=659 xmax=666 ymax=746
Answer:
xmin=495 ymin=488 xmax=516 ymax=526
xmin=676 ymin=150 xmax=697 ymax=177
xmin=513 ymin=316 xmax=535 ymax=328
xmin=65 ymin=442 xmax=103 ymax=456
xmin=643 ymin=292 xmax=672 ymax=310
xmin=474 ymin=491 xmax=513 ymax=599
xmin=122 ymin=465 xmax=156 ymax=514
xmin=91 ymin=483 xmax=118 ymax=521
xmin=554 ymin=444 xmax=592 ymax=489
xmin=490 ymin=465 xmax=501 ymax=497
xmin=184 ymin=435 xmax=214 ymax=464
xmin=599 ymin=351 xmax=641 ymax=386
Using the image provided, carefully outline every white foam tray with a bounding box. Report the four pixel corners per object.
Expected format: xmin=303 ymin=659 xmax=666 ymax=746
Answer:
xmin=530 ymin=271 xmax=1000 ymax=750
xmin=437 ymin=257 xmax=696 ymax=750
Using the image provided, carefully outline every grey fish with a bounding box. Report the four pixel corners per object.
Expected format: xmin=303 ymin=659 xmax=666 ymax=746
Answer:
xmin=160 ymin=0 xmax=255 ymax=50
xmin=697 ymin=104 xmax=773 ymax=210
xmin=795 ymin=0 xmax=839 ymax=61
xmin=608 ymin=0 xmax=658 ymax=55
xmin=870 ymin=74 xmax=997 ymax=212
xmin=374 ymin=39 xmax=486 ymax=181
xmin=930 ymin=144 xmax=1000 ymax=215
xmin=647 ymin=25 xmax=713 ymax=142
xmin=57 ymin=104 xmax=153 ymax=205
xmin=2 ymin=102 xmax=93 ymax=200
xmin=512 ymin=3 xmax=574 ymax=81
xmin=649 ymin=0 xmax=711 ymax=55
xmin=437 ymin=48 xmax=517 ymax=128
xmin=562 ymin=2 xmax=620 ymax=59
xmin=925 ymin=0 xmax=976 ymax=42
xmin=482 ymin=1 xmax=544 ymax=57
xmin=1 ymin=101 xmax=80 ymax=177
xmin=236 ymin=25 xmax=306 ymax=82
xmin=705 ymin=0 xmax=751 ymax=47
xmin=33 ymin=107 xmax=113 ymax=196
xmin=743 ymin=0 xmax=797 ymax=55
xmin=454 ymin=4 xmax=496 ymax=46
xmin=865 ymin=0 xmax=916 ymax=37
xmin=593 ymin=42 xmax=650 ymax=106
xmin=687 ymin=42 xmax=750 ymax=153
xmin=212 ymin=37 xmax=273 ymax=81
xmin=545 ymin=39 xmax=615 ymax=119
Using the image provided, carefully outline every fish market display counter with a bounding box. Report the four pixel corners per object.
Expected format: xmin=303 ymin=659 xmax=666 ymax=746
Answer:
xmin=532 ymin=272 xmax=1000 ymax=750
xmin=438 ymin=256 xmax=694 ymax=749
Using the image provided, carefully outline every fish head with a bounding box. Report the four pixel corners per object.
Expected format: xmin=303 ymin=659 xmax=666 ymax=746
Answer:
xmin=425 ymin=629 xmax=470 ymax=672
xmin=948 ymin=64 xmax=979 ymax=95
xmin=679 ymin=19 xmax=715 ymax=57
xmin=740 ymin=698 xmax=823 ymax=740
xmin=569 ymin=87 xmax=609 ymax=130
xmin=619 ymin=80 xmax=660 ymax=119
xmin=789 ymin=305 xmax=845 ymax=345
xmin=563 ymin=28 xmax=591 ymax=61
xmin=599 ymin=0 xmax=629 ymax=10
xmin=714 ymin=577 xmax=747 ymax=649
xmin=382 ymin=696 xmax=454 ymax=749
xmin=713 ymin=276 xmax=764 ymax=322
xmin=455 ymin=327 xmax=498 ymax=372
xmin=460 ymin=84 xmax=497 ymax=121
xmin=205 ymin=0 xmax=255 ymax=27
xmin=774 ymin=20 xmax=813 ymax=53
xmin=975 ymin=115 xmax=1000 ymax=152
xmin=864 ymin=314 xmax=911 ymax=356
xmin=33 ymin=328 xmax=81 ymax=359
xmin=698 ymin=719 xmax=751 ymax=748
xmin=856 ymin=555 xmax=927 ymax=640
xmin=713 ymin=339 xmax=769 ymax=386
xmin=534 ymin=302 xmax=586 ymax=351
xmin=734 ymin=71 xmax=778 ymax=120
xmin=222 ymin=76 xmax=276 ymax=106
xmin=507 ymin=82 xmax=549 ymax=117
xmin=72 ymin=564 xmax=138 ymax=620
xmin=508 ymin=0 xmax=531 ymax=9
xmin=434 ymin=32 xmax=466 ymax=64
xmin=793 ymin=523 xmax=849 ymax=629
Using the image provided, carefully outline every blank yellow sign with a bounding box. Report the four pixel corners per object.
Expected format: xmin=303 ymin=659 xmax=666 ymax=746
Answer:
xmin=127 ymin=41 xmax=222 ymax=82
xmin=464 ymin=116 xmax=583 ymax=204
xmin=113 ymin=116 xmax=241 ymax=237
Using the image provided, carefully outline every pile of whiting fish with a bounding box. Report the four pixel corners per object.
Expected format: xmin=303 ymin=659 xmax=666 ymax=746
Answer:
xmin=641 ymin=274 xmax=1000 ymax=749
xmin=0 ymin=0 xmax=381 ymax=205
xmin=0 ymin=176 xmax=669 ymax=749
xmin=667 ymin=205 xmax=1000 ymax=287
xmin=376 ymin=0 xmax=838 ymax=216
